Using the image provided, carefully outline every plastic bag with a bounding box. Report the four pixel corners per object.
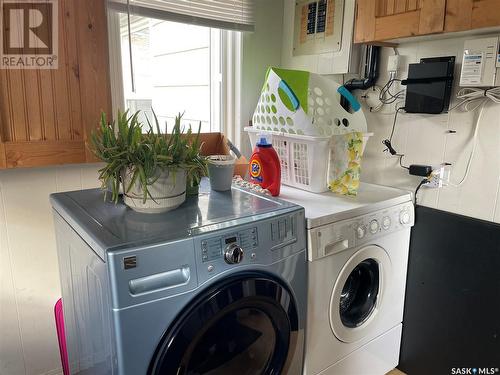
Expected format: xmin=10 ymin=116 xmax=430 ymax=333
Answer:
xmin=328 ymin=132 xmax=365 ymax=196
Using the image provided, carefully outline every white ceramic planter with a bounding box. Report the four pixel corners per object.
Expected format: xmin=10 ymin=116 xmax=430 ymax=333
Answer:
xmin=122 ymin=167 xmax=186 ymax=213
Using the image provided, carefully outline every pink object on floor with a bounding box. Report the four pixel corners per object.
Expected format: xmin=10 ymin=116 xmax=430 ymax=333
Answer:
xmin=54 ymin=298 xmax=70 ymax=375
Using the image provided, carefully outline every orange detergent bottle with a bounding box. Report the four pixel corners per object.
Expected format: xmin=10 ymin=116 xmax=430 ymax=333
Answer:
xmin=249 ymin=134 xmax=281 ymax=196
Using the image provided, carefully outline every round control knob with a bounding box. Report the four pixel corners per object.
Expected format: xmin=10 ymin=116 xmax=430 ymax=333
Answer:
xmin=382 ymin=216 xmax=391 ymax=230
xmin=356 ymin=225 xmax=366 ymax=239
xmin=399 ymin=210 xmax=411 ymax=225
xmin=369 ymin=219 xmax=379 ymax=234
xmin=224 ymin=244 xmax=244 ymax=264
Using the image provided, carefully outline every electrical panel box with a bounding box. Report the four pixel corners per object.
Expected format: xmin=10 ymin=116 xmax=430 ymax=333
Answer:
xmin=460 ymin=36 xmax=499 ymax=87
xmin=292 ymin=0 xmax=359 ymax=74
xmin=293 ymin=0 xmax=344 ymax=56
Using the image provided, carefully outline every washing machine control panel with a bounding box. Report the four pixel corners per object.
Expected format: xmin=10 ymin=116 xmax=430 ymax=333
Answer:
xmin=354 ymin=204 xmax=414 ymax=239
xmin=308 ymin=202 xmax=414 ymax=261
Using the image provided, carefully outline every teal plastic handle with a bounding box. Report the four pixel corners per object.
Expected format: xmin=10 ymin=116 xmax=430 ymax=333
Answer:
xmin=279 ymin=80 xmax=300 ymax=110
xmin=337 ymin=86 xmax=361 ymax=112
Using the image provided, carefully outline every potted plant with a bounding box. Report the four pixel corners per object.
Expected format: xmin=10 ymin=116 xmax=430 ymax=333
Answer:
xmin=185 ymin=125 xmax=208 ymax=196
xmin=89 ymin=109 xmax=207 ymax=213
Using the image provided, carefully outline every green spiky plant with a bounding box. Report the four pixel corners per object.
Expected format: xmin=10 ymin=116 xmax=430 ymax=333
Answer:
xmin=185 ymin=123 xmax=208 ymax=195
xmin=89 ymin=109 xmax=207 ymax=204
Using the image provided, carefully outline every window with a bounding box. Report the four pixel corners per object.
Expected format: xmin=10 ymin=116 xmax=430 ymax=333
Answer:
xmin=120 ymin=15 xmax=222 ymax=132
xmin=110 ymin=14 xmax=222 ymax=133
xmin=107 ymin=0 xmax=254 ymax=137
xmin=107 ymin=0 xmax=254 ymax=138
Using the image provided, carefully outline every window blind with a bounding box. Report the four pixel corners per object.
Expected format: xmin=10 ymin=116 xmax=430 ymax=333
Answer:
xmin=108 ymin=0 xmax=254 ymax=31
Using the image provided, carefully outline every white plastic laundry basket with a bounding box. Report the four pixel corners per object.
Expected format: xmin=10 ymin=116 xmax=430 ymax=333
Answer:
xmin=248 ymin=67 xmax=373 ymax=193
xmin=246 ymin=127 xmax=372 ymax=193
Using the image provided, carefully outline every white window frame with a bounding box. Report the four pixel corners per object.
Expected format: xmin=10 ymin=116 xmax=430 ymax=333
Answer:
xmin=106 ymin=8 xmax=242 ymax=137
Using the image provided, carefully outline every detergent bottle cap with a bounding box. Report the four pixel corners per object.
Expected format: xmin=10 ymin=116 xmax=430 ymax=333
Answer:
xmin=256 ymin=133 xmax=273 ymax=148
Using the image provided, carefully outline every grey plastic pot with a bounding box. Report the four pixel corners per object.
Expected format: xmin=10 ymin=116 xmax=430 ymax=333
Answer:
xmin=207 ymin=155 xmax=235 ymax=192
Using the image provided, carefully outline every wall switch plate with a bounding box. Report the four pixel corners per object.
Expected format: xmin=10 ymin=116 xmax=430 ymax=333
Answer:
xmin=387 ymin=55 xmax=400 ymax=72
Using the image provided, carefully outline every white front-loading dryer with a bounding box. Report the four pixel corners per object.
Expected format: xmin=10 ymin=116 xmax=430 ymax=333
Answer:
xmin=279 ymin=183 xmax=414 ymax=375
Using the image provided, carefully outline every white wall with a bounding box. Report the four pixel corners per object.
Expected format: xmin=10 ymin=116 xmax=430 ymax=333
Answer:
xmin=0 ymin=164 xmax=101 ymax=375
xmin=239 ymin=0 xmax=284 ymax=157
xmin=281 ymin=0 xmax=500 ymax=223
xmin=360 ymin=39 xmax=500 ymax=223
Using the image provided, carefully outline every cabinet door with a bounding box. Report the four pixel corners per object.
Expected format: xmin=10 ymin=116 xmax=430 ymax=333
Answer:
xmin=355 ymin=0 xmax=447 ymax=43
xmin=445 ymin=0 xmax=500 ymax=32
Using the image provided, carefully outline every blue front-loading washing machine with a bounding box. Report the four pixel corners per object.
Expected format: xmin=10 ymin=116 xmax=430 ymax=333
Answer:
xmin=51 ymin=183 xmax=307 ymax=375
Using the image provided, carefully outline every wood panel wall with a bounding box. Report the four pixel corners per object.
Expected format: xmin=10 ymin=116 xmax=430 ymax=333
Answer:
xmin=0 ymin=0 xmax=111 ymax=168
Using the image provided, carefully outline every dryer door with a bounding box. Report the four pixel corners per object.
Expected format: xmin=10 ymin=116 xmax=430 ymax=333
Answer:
xmin=330 ymin=245 xmax=392 ymax=343
xmin=148 ymin=273 xmax=299 ymax=375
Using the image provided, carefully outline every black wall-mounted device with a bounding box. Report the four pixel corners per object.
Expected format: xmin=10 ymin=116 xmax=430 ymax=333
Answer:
xmin=402 ymin=56 xmax=455 ymax=114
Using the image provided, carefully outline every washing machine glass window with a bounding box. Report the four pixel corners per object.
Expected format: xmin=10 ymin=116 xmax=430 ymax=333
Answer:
xmin=149 ymin=275 xmax=298 ymax=375
xmin=340 ymin=258 xmax=379 ymax=328
xmin=330 ymin=245 xmax=392 ymax=343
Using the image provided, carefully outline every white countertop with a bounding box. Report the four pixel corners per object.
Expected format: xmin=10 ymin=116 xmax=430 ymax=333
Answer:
xmin=279 ymin=183 xmax=412 ymax=229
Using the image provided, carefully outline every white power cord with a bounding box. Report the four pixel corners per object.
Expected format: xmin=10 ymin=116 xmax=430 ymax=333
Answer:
xmin=451 ymin=86 xmax=500 ymax=111
xmin=360 ymin=72 xmax=405 ymax=113
xmin=448 ymin=86 xmax=500 ymax=186
xmin=449 ymin=100 xmax=486 ymax=187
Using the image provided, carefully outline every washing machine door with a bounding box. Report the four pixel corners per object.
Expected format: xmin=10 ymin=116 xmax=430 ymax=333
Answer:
xmin=330 ymin=245 xmax=392 ymax=343
xmin=148 ymin=273 xmax=299 ymax=375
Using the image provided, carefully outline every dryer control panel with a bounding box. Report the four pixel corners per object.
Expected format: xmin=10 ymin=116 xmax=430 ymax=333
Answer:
xmin=195 ymin=210 xmax=306 ymax=285
xmin=308 ymin=202 xmax=414 ymax=261
xmin=201 ymin=227 xmax=259 ymax=263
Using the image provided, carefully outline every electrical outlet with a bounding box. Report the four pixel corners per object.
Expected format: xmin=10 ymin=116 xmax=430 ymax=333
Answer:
xmin=424 ymin=164 xmax=450 ymax=188
xmin=387 ymin=55 xmax=400 ymax=73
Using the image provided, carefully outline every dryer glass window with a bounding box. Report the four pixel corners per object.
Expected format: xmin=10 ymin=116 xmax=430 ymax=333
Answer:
xmin=339 ymin=258 xmax=379 ymax=328
xmin=149 ymin=276 xmax=298 ymax=375
xmin=183 ymin=307 xmax=275 ymax=373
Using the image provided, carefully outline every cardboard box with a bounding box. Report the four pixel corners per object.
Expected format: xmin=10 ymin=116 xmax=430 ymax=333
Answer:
xmin=198 ymin=133 xmax=248 ymax=178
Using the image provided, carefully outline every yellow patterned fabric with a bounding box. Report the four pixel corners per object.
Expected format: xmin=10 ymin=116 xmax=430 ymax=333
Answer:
xmin=328 ymin=132 xmax=364 ymax=196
